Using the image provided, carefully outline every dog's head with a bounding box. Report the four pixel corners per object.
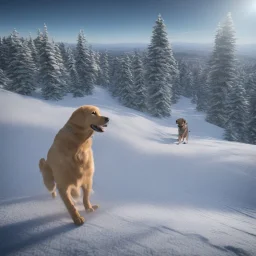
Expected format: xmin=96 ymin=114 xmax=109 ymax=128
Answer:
xmin=176 ymin=118 xmax=186 ymax=128
xmin=68 ymin=105 xmax=109 ymax=133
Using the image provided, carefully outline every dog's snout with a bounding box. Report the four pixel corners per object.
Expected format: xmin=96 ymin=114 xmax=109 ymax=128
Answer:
xmin=105 ymin=117 xmax=109 ymax=123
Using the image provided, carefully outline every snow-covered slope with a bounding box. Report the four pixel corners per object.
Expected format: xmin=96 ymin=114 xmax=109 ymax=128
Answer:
xmin=0 ymin=87 xmax=255 ymax=256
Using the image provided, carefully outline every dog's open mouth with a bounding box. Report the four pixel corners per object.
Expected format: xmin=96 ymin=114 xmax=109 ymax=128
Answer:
xmin=90 ymin=124 xmax=108 ymax=133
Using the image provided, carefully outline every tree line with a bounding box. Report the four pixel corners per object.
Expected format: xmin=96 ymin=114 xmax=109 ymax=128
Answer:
xmin=0 ymin=13 xmax=255 ymax=145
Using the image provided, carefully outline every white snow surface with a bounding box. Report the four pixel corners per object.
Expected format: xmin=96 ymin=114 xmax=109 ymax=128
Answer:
xmin=0 ymin=87 xmax=255 ymax=256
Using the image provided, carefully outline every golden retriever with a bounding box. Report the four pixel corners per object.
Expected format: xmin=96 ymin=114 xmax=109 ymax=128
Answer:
xmin=39 ymin=105 xmax=109 ymax=225
xmin=176 ymin=118 xmax=189 ymax=144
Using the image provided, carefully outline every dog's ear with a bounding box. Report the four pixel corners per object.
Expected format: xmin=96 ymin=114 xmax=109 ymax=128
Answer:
xmin=176 ymin=119 xmax=178 ymax=124
xmin=68 ymin=107 xmax=86 ymax=128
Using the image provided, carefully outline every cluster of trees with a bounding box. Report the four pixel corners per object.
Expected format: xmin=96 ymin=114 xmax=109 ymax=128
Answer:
xmin=0 ymin=24 xmax=107 ymax=100
xmin=176 ymin=13 xmax=256 ymax=145
xmin=0 ymin=13 xmax=255 ymax=145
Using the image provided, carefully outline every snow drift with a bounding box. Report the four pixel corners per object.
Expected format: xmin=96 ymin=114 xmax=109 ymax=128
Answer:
xmin=0 ymin=87 xmax=255 ymax=256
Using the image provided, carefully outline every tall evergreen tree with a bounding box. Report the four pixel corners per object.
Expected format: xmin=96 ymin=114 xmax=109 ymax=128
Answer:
xmin=179 ymin=60 xmax=193 ymax=98
xmin=28 ymin=34 xmax=39 ymax=66
xmin=89 ymin=46 xmax=98 ymax=85
xmin=206 ymin=13 xmax=237 ymax=128
xmin=132 ymin=51 xmax=147 ymax=111
xmin=58 ymin=42 xmax=69 ymax=69
xmin=196 ymin=67 xmax=210 ymax=112
xmin=224 ymin=72 xmax=249 ymax=142
xmin=246 ymin=72 xmax=256 ymax=144
xmin=117 ymin=55 xmax=135 ymax=108
xmin=145 ymin=14 xmax=173 ymax=117
xmin=53 ymin=41 xmax=69 ymax=94
xmin=75 ymin=30 xmax=94 ymax=95
xmin=109 ymin=56 xmax=121 ymax=97
xmin=34 ymin=29 xmax=43 ymax=54
xmin=67 ymin=47 xmax=82 ymax=97
xmin=40 ymin=24 xmax=64 ymax=100
xmin=94 ymin=51 xmax=101 ymax=84
xmin=98 ymin=50 xmax=110 ymax=87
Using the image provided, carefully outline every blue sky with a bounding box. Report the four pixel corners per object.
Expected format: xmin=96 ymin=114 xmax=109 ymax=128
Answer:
xmin=0 ymin=0 xmax=255 ymax=44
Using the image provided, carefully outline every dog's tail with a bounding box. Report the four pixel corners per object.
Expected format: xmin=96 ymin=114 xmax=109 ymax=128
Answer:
xmin=39 ymin=158 xmax=57 ymax=198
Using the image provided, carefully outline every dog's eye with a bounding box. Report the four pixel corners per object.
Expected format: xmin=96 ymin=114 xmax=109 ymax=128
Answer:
xmin=92 ymin=111 xmax=97 ymax=115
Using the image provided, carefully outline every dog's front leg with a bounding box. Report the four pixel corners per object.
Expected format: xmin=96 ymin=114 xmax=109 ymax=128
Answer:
xmin=82 ymin=183 xmax=99 ymax=213
xmin=58 ymin=186 xmax=85 ymax=225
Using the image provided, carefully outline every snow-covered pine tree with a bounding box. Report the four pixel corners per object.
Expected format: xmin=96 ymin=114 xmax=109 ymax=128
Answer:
xmin=28 ymin=33 xmax=39 ymax=67
xmin=206 ymin=13 xmax=237 ymax=128
xmin=196 ymin=67 xmax=210 ymax=112
xmin=145 ymin=14 xmax=173 ymax=117
xmin=98 ymin=50 xmax=110 ymax=87
xmin=53 ymin=41 xmax=70 ymax=94
xmin=0 ymin=37 xmax=4 ymax=71
xmin=132 ymin=50 xmax=147 ymax=111
xmin=58 ymin=42 xmax=69 ymax=70
xmin=75 ymin=30 xmax=94 ymax=95
xmin=34 ymin=29 xmax=43 ymax=54
xmin=179 ymin=60 xmax=193 ymax=98
xmin=109 ymin=56 xmax=121 ymax=97
xmin=191 ymin=64 xmax=203 ymax=104
xmin=40 ymin=24 xmax=64 ymax=100
xmin=224 ymin=71 xmax=249 ymax=142
xmin=6 ymin=30 xmax=37 ymax=95
xmin=117 ymin=55 xmax=135 ymax=108
xmin=246 ymin=72 xmax=256 ymax=144
xmin=0 ymin=68 xmax=10 ymax=89
xmin=166 ymin=43 xmax=179 ymax=104
xmin=67 ymin=47 xmax=82 ymax=97
xmin=94 ymin=51 xmax=101 ymax=85
xmin=1 ymin=36 xmax=11 ymax=72
xmin=88 ymin=46 xmax=98 ymax=85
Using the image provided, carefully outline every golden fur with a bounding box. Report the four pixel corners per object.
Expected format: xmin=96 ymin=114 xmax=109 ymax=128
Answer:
xmin=176 ymin=118 xmax=189 ymax=144
xmin=39 ymin=105 xmax=109 ymax=225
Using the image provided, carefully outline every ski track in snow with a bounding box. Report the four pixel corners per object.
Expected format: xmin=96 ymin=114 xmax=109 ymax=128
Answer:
xmin=0 ymin=87 xmax=255 ymax=256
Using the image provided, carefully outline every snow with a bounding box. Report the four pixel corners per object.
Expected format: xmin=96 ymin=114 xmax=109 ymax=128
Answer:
xmin=0 ymin=87 xmax=255 ymax=256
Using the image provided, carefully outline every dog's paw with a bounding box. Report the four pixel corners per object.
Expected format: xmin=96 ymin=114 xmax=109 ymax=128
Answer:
xmin=51 ymin=191 xmax=57 ymax=198
xmin=73 ymin=215 xmax=85 ymax=226
xmin=86 ymin=205 xmax=99 ymax=213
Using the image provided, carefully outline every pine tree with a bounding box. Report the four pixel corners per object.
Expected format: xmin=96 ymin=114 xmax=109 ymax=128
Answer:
xmin=191 ymin=65 xmax=203 ymax=104
xmin=117 ymin=55 xmax=135 ymax=108
xmin=40 ymin=24 xmax=64 ymax=100
xmin=145 ymin=14 xmax=173 ymax=117
xmin=224 ymin=72 xmax=249 ymax=142
xmin=98 ymin=50 xmax=110 ymax=87
xmin=89 ymin=46 xmax=98 ymax=85
xmin=1 ymin=36 xmax=12 ymax=72
xmin=0 ymin=37 xmax=4 ymax=70
xmin=166 ymin=43 xmax=179 ymax=104
xmin=94 ymin=51 xmax=101 ymax=84
xmin=75 ymin=30 xmax=94 ymax=95
xmin=179 ymin=60 xmax=193 ymax=98
xmin=109 ymin=56 xmax=121 ymax=97
xmin=132 ymin=51 xmax=147 ymax=111
xmin=206 ymin=13 xmax=237 ymax=128
xmin=54 ymin=41 xmax=69 ymax=94
xmin=28 ymin=34 xmax=39 ymax=67
xmin=67 ymin=47 xmax=83 ymax=97
xmin=246 ymin=72 xmax=256 ymax=144
xmin=0 ymin=68 xmax=10 ymax=89
xmin=58 ymin=42 xmax=69 ymax=70
xmin=34 ymin=29 xmax=43 ymax=54
xmin=6 ymin=30 xmax=36 ymax=95
xmin=196 ymin=67 xmax=210 ymax=112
